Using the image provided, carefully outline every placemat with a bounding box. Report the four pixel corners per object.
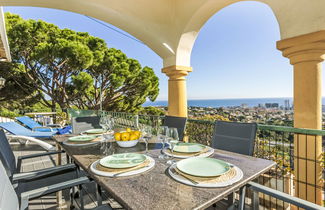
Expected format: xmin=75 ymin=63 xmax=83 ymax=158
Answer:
xmin=165 ymin=146 xmax=210 ymax=157
xmin=96 ymin=159 xmax=150 ymax=173
xmin=175 ymin=166 xmax=236 ymax=184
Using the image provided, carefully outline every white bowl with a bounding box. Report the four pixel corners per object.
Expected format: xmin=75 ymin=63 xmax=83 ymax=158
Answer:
xmin=116 ymin=139 xmax=139 ymax=148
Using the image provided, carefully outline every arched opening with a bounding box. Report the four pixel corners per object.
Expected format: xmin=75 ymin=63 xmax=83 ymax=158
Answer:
xmin=190 ymin=1 xmax=290 ymax=105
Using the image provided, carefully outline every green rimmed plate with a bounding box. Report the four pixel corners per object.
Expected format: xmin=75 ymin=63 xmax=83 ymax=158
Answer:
xmin=84 ymin=129 xmax=105 ymax=134
xmin=68 ymin=135 xmax=97 ymax=142
xmin=99 ymin=153 xmax=146 ymax=169
xmin=176 ymin=157 xmax=230 ymax=177
xmin=172 ymin=143 xmax=206 ymax=153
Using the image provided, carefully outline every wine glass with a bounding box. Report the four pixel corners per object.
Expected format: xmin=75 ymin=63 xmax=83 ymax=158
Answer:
xmin=141 ymin=126 xmax=152 ymax=154
xmin=158 ymin=126 xmax=168 ymax=159
xmin=166 ymin=127 xmax=179 ymax=164
xmin=99 ymin=115 xmax=109 ymax=155
xmin=99 ymin=116 xmax=108 ymax=131
xmin=106 ymin=116 xmax=115 ymax=132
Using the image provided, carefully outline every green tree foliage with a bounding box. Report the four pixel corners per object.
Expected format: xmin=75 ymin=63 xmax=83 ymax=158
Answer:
xmin=0 ymin=61 xmax=41 ymax=108
xmin=139 ymin=106 xmax=165 ymax=116
xmin=4 ymin=13 xmax=159 ymax=112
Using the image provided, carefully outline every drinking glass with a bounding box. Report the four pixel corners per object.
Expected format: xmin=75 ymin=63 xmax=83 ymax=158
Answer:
xmin=141 ymin=126 xmax=152 ymax=154
xmin=158 ymin=126 xmax=168 ymax=159
xmin=167 ymin=127 xmax=179 ymax=153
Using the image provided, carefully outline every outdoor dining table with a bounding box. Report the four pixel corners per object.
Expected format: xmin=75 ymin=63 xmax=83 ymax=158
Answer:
xmin=53 ymin=135 xmax=275 ymax=210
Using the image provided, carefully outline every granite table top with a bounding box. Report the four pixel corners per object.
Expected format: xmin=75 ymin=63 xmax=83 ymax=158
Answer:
xmin=54 ymin=135 xmax=275 ymax=210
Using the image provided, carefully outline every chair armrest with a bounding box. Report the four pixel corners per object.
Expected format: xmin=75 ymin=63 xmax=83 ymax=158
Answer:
xmin=18 ymin=150 xmax=64 ymax=160
xmin=17 ymin=150 xmax=65 ymax=172
xmin=247 ymin=181 xmax=325 ymax=210
xmin=20 ymin=176 xmax=91 ymax=210
xmin=32 ymin=126 xmax=54 ymax=132
xmin=12 ymin=163 xmax=76 ymax=182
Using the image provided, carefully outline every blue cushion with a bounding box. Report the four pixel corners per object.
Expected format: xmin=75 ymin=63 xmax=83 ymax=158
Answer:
xmin=16 ymin=116 xmax=42 ymax=129
xmin=56 ymin=126 xmax=72 ymax=135
xmin=0 ymin=122 xmax=56 ymax=138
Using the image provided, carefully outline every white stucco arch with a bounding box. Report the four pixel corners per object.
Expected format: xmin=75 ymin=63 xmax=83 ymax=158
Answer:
xmin=2 ymin=0 xmax=325 ymax=67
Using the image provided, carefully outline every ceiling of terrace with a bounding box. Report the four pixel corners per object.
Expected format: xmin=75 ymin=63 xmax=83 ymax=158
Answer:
xmin=1 ymin=0 xmax=325 ymax=67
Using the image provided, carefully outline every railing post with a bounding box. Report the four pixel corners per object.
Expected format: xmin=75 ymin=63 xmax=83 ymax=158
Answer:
xmin=277 ymin=31 xmax=325 ymax=206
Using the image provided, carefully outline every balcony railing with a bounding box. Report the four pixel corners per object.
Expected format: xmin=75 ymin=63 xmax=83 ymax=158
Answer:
xmin=1 ymin=109 xmax=324 ymax=208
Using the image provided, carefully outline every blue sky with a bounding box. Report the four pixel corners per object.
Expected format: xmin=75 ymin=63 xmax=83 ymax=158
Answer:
xmin=5 ymin=2 xmax=320 ymax=100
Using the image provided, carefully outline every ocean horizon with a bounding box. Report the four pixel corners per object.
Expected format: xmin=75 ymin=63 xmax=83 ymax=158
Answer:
xmin=143 ymin=97 xmax=325 ymax=108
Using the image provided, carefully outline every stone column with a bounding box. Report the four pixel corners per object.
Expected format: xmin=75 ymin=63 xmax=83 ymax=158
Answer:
xmin=277 ymin=30 xmax=325 ymax=205
xmin=162 ymin=65 xmax=192 ymax=117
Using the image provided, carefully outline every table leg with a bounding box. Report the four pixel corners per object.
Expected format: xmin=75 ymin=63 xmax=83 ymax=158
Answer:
xmin=238 ymin=186 xmax=246 ymax=210
xmin=56 ymin=143 xmax=64 ymax=208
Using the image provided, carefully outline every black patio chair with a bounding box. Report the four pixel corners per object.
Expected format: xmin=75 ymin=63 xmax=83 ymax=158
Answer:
xmin=71 ymin=116 xmax=101 ymax=134
xmin=211 ymin=120 xmax=257 ymax=209
xmin=0 ymin=129 xmax=77 ymax=183
xmin=211 ymin=120 xmax=257 ymax=156
xmin=0 ymin=158 xmax=113 ymax=210
xmin=163 ymin=115 xmax=187 ymax=141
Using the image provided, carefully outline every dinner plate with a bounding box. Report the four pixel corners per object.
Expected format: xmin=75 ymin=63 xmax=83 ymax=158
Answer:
xmin=99 ymin=153 xmax=146 ymax=169
xmin=168 ymin=163 xmax=243 ymax=188
xmin=90 ymin=156 xmax=155 ymax=177
xmin=68 ymin=135 xmax=97 ymax=142
xmin=176 ymin=157 xmax=230 ymax=177
xmin=173 ymin=143 xmax=206 ymax=153
xmin=84 ymin=128 xmax=105 ymax=134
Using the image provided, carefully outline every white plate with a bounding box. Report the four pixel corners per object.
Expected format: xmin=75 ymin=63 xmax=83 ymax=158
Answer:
xmin=62 ymin=136 xmax=104 ymax=146
xmin=90 ymin=155 xmax=155 ymax=177
xmin=168 ymin=163 xmax=243 ymax=188
xmin=163 ymin=146 xmax=214 ymax=158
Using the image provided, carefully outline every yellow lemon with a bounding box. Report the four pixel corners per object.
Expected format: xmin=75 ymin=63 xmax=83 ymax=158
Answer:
xmin=126 ymin=127 xmax=132 ymax=132
xmin=121 ymin=132 xmax=130 ymax=141
xmin=129 ymin=134 xmax=138 ymax=141
xmin=114 ymin=133 xmax=121 ymax=141
xmin=133 ymin=131 xmax=141 ymax=138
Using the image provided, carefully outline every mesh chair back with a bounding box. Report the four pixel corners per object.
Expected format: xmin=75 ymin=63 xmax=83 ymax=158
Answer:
xmin=0 ymin=129 xmax=17 ymax=178
xmin=0 ymin=161 xmax=19 ymax=210
xmin=71 ymin=116 xmax=101 ymax=134
xmin=163 ymin=115 xmax=187 ymax=141
xmin=211 ymin=121 xmax=257 ymax=156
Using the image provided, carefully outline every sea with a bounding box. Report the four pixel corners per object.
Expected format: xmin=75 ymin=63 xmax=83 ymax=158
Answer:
xmin=144 ymin=97 xmax=302 ymax=108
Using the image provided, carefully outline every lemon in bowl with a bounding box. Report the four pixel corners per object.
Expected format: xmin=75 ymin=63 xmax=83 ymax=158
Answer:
xmin=114 ymin=128 xmax=141 ymax=148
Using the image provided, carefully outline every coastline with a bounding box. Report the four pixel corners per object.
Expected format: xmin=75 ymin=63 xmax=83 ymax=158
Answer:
xmin=144 ymin=97 xmax=295 ymax=108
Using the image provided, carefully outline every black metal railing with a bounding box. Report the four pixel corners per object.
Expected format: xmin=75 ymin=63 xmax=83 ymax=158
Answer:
xmin=1 ymin=110 xmax=324 ymax=208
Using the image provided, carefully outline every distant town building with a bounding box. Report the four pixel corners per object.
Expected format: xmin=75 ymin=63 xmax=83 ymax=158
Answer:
xmin=241 ymin=103 xmax=248 ymax=108
xmin=265 ymin=103 xmax=279 ymax=108
xmin=284 ymin=99 xmax=291 ymax=110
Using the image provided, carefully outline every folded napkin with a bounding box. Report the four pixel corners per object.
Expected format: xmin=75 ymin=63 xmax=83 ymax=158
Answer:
xmin=96 ymin=159 xmax=150 ymax=173
xmin=175 ymin=167 xmax=237 ymax=184
xmin=67 ymin=137 xmax=102 ymax=144
xmin=166 ymin=146 xmax=210 ymax=157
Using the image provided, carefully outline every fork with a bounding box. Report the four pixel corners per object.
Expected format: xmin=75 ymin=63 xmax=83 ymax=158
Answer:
xmin=170 ymin=167 xmax=199 ymax=185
